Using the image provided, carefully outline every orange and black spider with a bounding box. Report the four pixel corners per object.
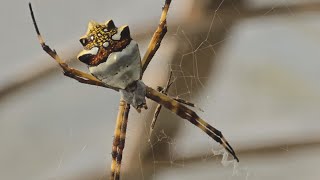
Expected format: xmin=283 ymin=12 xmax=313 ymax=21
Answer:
xmin=28 ymin=1 xmax=239 ymax=179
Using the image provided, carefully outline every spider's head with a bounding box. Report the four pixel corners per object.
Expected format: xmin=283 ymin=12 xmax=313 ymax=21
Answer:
xmin=77 ymin=20 xmax=132 ymax=66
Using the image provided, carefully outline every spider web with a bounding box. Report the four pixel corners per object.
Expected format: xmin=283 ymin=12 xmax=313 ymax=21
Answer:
xmin=133 ymin=1 xmax=248 ymax=180
xmin=1 ymin=0 xmax=319 ymax=179
xmin=130 ymin=0 xmax=316 ymax=179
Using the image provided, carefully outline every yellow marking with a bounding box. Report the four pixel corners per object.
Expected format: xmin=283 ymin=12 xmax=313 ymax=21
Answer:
xmin=198 ymin=123 xmax=207 ymax=132
xmin=201 ymin=121 xmax=210 ymax=128
xmin=37 ymin=35 xmax=44 ymax=44
xmin=88 ymin=21 xmax=97 ymax=30
xmin=171 ymin=104 xmax=179 ymax=113
xmin=120 ymin=132 xmax=126 ymax=138
xmin=70 ymin=68 xmax=100 ymax=81
xmin=111 ymin=162 xmax=116 ymax=172
xmin=80 ymin=20 xmax=118 ymax=50
xmin=115 ymin=130 xmax=121 ymax=137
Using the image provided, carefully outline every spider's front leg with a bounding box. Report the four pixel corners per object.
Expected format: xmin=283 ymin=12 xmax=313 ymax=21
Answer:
xmin=29 ymin=3 xmax=114 ymax=89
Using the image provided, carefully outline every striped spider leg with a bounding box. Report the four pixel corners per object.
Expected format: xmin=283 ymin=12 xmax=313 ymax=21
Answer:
xmin=146 ymin=87 xmax=239 ymax=162
xmin=110 ymin=99 xmax=126 ymax=179
xmin=111 ymin=100 xmax=130 ymax=179
xmin=173 ymin=97 xmax=204 ymax=112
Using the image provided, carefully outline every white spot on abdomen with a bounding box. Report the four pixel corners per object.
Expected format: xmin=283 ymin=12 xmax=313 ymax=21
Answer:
xmin=112 ymin=30 xmax=121 ymax=40
xmin=88 ymin=47 xmax=99 ymax=55
xmin=77 ymin=46 xmax=99 ymax=59
xmin=103 ymin=42 xmax=109 ymax=48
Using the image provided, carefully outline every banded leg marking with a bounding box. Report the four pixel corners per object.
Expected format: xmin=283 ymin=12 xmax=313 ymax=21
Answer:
xmin=110 ymin=100 xmax=126 ymax=180
xmin=114 ymin=103 xmax=130 ymax=180
xmin=146 ymin=87 xmax=239 ymax=162
xmin=173 ymin=97 xmax=204 ymax=112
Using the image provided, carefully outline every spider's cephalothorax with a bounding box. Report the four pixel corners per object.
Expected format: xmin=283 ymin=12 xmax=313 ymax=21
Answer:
xmin=77 ymin=20 xmax=146 ymax=109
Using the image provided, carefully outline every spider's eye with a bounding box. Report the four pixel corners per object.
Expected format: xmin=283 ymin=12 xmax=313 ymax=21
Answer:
xmin=80 ymin=38 xmax=89 ymax=46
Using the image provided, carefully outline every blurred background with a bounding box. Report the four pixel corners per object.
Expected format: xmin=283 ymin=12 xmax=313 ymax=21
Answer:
xmin=1 ymin=0 xmax=320 ymax=179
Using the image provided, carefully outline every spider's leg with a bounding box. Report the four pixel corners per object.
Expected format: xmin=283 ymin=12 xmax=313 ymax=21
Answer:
xmin=150 ymin=72 xmax=203 ymax=134
xmin=29 ymin=3 xmax=113 ymax=89
xmin=109 ymin=100 xmax=127 ymax=180
xmin=149 ymin=72 xmax=173 ymax=135
xmin=146 ymin=86 xmax=239 ymax=162
xmin=149 ymin=104 xmax=163 ymax=136
xmin=141 ymin=0 xmax=172 ymax=73
xmin=115 ymin=103 xmax=130 ymax=180
xmin=173 ymin=97 xmax=204 ymax=112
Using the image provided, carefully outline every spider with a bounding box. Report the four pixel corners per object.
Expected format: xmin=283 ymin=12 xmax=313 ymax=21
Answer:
xmin=28 ymin=1 xmax=239 ymax=179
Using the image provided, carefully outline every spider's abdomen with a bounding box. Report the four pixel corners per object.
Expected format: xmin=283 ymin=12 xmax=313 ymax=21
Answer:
xmin=89 ymin=40 xmax=141 ymax=89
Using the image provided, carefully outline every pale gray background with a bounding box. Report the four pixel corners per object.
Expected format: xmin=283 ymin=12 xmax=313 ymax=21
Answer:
xmin=1 ymin=0 xmax=320 ymax=180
